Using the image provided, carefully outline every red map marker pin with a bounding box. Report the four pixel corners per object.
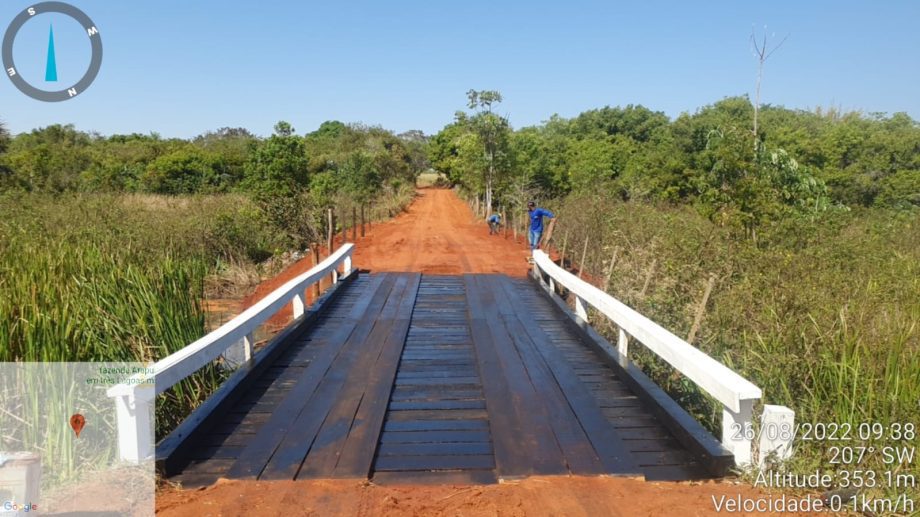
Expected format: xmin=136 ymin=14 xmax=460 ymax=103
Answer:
xmin=70 ymin=413 xmax=86 ymax=438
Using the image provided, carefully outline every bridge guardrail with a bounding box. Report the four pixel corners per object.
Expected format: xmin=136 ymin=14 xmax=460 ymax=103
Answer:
xmin=531 ymin=250 xmax=790 ymax=467
xmin=106 ymin=244 xmax=355 ymax=463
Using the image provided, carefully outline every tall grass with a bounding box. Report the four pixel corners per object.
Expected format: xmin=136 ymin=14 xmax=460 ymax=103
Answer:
xmin=0 ymin=189 xmax=416 ymax=435
xmin=549 ymin=194 xmax=919 ymax=492
xmin=0 ymin=192 xmax=287 ymax=438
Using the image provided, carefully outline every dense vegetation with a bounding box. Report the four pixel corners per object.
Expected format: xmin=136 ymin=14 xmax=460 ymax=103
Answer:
xmin=431 ymin=92 xmax=919 ymax=489
xmin=432 ymin=93 xmax=918 ymax=233
xmin=0 ymin=120 xmax=425 ymax=247
xmin=0 ymin=119 xmax=423 ymax=439
xmin=1 ymin=90 xmax=917 ymax=489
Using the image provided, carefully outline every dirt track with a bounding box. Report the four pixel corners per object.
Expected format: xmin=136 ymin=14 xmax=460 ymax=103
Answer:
xmin=160 ymin=189 xmax=808 ymax=516
xmin=157 ymin=476 xmax=808 ymax=517
xmin=240 ymin=189 xmax=531 ymax=326
xmin=350 ymin=189 xmax=530 ymax=276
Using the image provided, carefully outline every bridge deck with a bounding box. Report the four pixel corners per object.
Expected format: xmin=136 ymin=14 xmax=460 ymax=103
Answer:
xmin=168 ymin=273 xmax=712 ymax=487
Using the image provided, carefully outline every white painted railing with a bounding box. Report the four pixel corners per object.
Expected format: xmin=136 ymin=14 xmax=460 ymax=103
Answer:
xmin=532 ymin=250 xmax=787 ymax=466
xmin=106 ymin=244 xmax=355 ymax=463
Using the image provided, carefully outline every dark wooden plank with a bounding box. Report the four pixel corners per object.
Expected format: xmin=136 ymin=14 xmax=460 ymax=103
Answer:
xmin=379 ymin=430 xmax=491 ymax=444
xmin=617 ymin=427 xmax=674 ymax=440
xmin=641 ymin=464 xmax=709 ymax=481
xmin=331 ymin=274 xmax=422 ymax=478
xmin=224 ymin=274 xmax=394 ymax=480
xmin=390 ymin=390 xmax=483 ymax=402
xmin=388 ymin=400 xmax=486 ymax=411
xmin=487 ymin=276 xmax=605 ymax=475
xmin=632 ymin=449 xmax=701 ymax=467
xmin=266 ymin=274 xmax=414 ymax=480
xmin=394 ymin=377 xmax=480 ymax=386
xmin=202 ymin=432 xmax=255 ymax=447
xmin=386 ymin=409 xmax=487 ymax=421
xmin=383 ymin=419 xmax=489 ymax=432
xmin=181 ymin=458 xmax=235 ymax=474
xmin=464 ymin=275 xmax=566 ymax=477
xmin=396 ymin=370 xmax=478 ymax=379
xmin=621 ymin=438 xmax=687 ymax=453
xmin=188 ymin=445 xmax=245 ymax=460
xmin=374 ymin=455 xmax=494 ymax=471
xmin=377 ymin=442 xmax=493 ymax=457
xmin=498 ymin=277 xmax=640 ymax=476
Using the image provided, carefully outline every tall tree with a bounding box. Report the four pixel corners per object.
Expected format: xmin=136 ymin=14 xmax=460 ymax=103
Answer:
xmin=465 ymin=89 xmax=511 ymax=215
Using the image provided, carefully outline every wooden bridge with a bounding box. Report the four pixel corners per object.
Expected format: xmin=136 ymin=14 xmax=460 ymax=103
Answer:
xmin=106 ymin=244 xmax=793 ymax=487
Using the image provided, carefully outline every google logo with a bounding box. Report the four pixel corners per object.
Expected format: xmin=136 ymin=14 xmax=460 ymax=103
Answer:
xmin=2 ymin=500 xmax=38 ymax=512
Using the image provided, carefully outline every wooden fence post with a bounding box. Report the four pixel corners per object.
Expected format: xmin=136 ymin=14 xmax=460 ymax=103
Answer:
xmin=605 ymin=247 xmax=619 ymax=291
xmin=687 ymin=273 xmax=717 ymax=344
xmin=578 ymin=236 xmax=589 ymax=279
xmin=360 ymin=205 xmax=366 ymax=237
xmin=340 ymin=207 xmax=347 ymax=243
xmin=326 ymin=208 xmax=334 ymax=253
xmin=560 ymin=230 xmax=569 ymax=269
xmin=640 ymin=258 xmax=657 ymax=297
xmin=312 ymin=244 xmax=321 ymax=298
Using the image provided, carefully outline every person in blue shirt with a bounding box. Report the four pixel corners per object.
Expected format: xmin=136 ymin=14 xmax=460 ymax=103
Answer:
xmin=527 ymin=201 xmax=554 ymax=251
xmin=487 ymin=213 xmax=502 ymax=234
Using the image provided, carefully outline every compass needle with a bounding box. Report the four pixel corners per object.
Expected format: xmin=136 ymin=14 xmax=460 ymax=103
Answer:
xmin=45 ymin=24 xmax=57 ymax=82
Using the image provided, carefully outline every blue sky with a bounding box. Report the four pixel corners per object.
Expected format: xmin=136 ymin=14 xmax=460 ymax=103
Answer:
xmin=1 ymin=0 xmax=918 ymax=137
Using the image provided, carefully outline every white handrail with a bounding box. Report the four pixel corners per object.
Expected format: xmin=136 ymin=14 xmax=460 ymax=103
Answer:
xmin=532 ymin=250 xmax=768 ymax=465
xmin=106 ymin=243 xmax=355 ymax=462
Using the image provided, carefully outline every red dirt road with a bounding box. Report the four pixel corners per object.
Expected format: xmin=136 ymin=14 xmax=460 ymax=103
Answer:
xmin=351 ymin=189 xmax=530 ymax=276
xmin=240 ymin=189 xmax=531 ymax=326
xmin=157 ymin=476 xmax=814 ymax=517
xmin=164 ymin=189 xmax=814 ymax=516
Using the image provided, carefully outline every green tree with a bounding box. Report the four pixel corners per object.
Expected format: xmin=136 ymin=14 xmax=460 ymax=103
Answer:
xmin=141 ymin=145 xmax=222 ymax=194
xmin=465 ymin=89 xmax=512 ymax=215
xmin=2 ymin=124 xmax=92 ymax=192
xmin=242 ymin=121 xmax=308 ymax=197
xmin=242 ymin=121 xmax=313 ymax=246
xmin=80 ymin=133 xmax=167 ymax=191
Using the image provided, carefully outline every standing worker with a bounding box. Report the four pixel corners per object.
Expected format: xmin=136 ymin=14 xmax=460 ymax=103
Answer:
xmin=487 ymin=212 xmax=502 ymax=235
xmin=527 ymin=201 xmax=554 ymax=251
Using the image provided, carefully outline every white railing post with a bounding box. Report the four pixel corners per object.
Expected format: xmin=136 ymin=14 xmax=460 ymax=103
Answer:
xmin=222 ymin=332 xmax=254 ymax=369
xmin=530 ymin=250 xmax=768 ymax=468
xmin=293 ymin=292 xmax=305 ymax=320
xmin=759 ymin=405 xmax=795 ymax=468
xmin=243 ymin=332 xmax=254 ymax=361
xmin=722 ymin=399 xmax=755 ymax=466
xmin=617 ymin=327 xmax=629 ymax=358
xmin=548 ymin=277 xmax=555 ymax=294
xmin=112 ymin=384 xmax=155 ymax=463
xmin=332 ymin=269 xmax=339 ymax=285
xmin=344 ymin=255 xmax=352 ymax=276
xmin=575 ymin=296 xmax=588 ymax=322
